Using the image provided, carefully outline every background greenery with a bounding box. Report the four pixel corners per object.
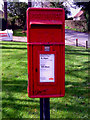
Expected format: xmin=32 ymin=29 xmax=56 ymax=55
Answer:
xmin=1 ymin=41 xmax=89 ymax=119
xmin=7 ymin=2 xmax=28 ymax=30
xmin=13 ymin=29 xmax=26 ymax=37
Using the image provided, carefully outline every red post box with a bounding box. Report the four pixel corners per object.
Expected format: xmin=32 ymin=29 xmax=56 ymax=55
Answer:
xmin=27 ymin=8 xmax=65 ymax=98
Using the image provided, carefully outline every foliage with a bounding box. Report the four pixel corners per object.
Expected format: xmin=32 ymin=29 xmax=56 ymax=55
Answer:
xmin=13 ymin=29 xmax=26 ymax=37
xmin=7 ymin=2 xmax=28 ymax=30
xmin=65 ymin=25 xmax=87 ymax=32
xmin=1 ymin=41 xmax=89 ymax=119
xmin=50 ymin=2 xmax=71 ymax=19
xmin=74 ymin=2 xmax=90 ymax=31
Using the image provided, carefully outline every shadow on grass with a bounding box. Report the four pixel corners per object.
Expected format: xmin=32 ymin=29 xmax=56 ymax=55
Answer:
xmin=0 ymin=42 xmax=27 ymax=46
xmin=65 ymin=47 xmax=90 ymax=52
xmin=2 ymin=80 xmax=27 ymax=93
xmin=66 ymin=52 xmax=89 ymax=55
xmin=2 ymin=46 xmax=27 ymax=49
xmin=2 ymin=79 xmax=40 ymax=118
xmin=65 ymin=81 xmax=88 ymax=96
xmin=2 ymin=96 xmax=39 ymax=118
xmin=1 ymin=41 xmax=27 ymax=50
xmin=65 ymin=48 xmax=90 ymax=55
xmin=2 ymin=43 xmax=89 ymax=118
xmin=50 ymin=100 xmax=87 ymax=113
xmin=2 ymin=97 xmax=39 ymax=103
xmin=65 ymin=67 xmax=89 ymax=80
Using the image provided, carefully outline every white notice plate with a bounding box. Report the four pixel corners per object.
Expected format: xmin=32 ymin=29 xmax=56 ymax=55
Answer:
xmin=40 ymin=54 xmax=55 ymax=82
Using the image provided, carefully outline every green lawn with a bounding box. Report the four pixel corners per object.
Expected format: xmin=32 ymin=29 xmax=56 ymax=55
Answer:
xmin=65 ymin=26 xmax=87 ymax=32
xmin=13 ymin=29 xmax=26 ymax=37
xmin=1 ymin=41 xmax=89 ymax=119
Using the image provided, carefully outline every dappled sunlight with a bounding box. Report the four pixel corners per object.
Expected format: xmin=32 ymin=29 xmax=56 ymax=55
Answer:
xmin=1 ymin=41 xmax=89 ymax=119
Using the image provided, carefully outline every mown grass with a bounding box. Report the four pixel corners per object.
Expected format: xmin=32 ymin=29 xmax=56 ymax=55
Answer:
xmin=13 ymin=29 xmax=26 ymax=37
xmin=65 ymin=26 xmax=87 ymax=33
xmin=1 ymin=41 xmax=89 ymax=119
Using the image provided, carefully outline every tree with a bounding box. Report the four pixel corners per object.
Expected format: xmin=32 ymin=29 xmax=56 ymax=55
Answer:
xmin=50 ymin=2 xmax=71 ymax=19
xmin=3 ymin=0 xmax=7 ymax=29
xmin=7 ymin=2 xmax=28 ymax=30
xmin=74 ymin=2 xmax=90 ymax=31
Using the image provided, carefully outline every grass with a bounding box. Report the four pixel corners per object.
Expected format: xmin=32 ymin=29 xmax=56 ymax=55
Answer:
xmin=13 ymin=28 xmax=86 ymax=37
xmin=1 ymin=41 xmax=89 ymax=119
xmin=65 ymin=26 xmax=87 ymax=32
xmin=13 ymin=29 xmax=26 ymax=37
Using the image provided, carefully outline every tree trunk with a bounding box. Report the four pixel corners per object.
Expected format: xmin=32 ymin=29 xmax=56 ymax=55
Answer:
xmin=4 ymin=2 xmax=7 ymax=29
xmin=28 ymin=0 xmax=32 ymax=8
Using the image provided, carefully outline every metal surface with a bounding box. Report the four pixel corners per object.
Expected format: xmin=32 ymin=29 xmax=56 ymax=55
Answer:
xmin=27 ymin=8 xmax=65 ymax=98
xmin=76 ymin=39 xmax=78 ymax=46
xmin=40 ymin=98 xmax=43 ymax=120
xmin=86 ymin=41 xmax=88 ymax=49
xmin=40 ymin=98 xmax=50 ymax=120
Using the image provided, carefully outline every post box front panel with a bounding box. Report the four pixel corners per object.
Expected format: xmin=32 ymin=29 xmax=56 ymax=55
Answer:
xmin=27 ymin=45 xmax=65 ymax=97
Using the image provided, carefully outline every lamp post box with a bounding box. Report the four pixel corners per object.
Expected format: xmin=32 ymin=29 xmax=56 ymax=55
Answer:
xmin=27 ymin=8 xmax=65 ymax=98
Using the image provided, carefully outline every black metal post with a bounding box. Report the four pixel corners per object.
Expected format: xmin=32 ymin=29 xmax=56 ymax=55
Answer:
xmin=40 ymin=98 xmax=50 ymax=120
xmin=4 ymin=2 xmax=7 ymax=29
xmin=76 ymin=39 xmax=78 ymax=46
xmin=43 ymin=98 xmax=50 ymax=120
xmin=40 ymin=98 xmax=43 ymax=120
xmin=28 ymin=0 xmax=32 ymax=7
xmin=86 ymin=41 xmax=88 ymax=49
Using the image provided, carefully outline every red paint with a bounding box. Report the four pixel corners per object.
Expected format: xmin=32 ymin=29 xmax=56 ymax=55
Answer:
xmin=49 ymin=78 xmax=54 ymax=80
xmin=27 ymin=8 xmax=65 ymax=98
xmin=0 ymin=33 xmax=8 ymax=37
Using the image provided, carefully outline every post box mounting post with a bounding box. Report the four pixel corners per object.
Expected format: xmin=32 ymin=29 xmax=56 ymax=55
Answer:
xmin=40 ymin=98 xmax=50 ymax=120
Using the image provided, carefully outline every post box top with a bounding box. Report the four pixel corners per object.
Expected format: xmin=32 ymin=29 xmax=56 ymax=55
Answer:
xmin=27 ymin=7 xmax=64 ymax=11
xmin=27 ymin=7 xmax=65 ymax=25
